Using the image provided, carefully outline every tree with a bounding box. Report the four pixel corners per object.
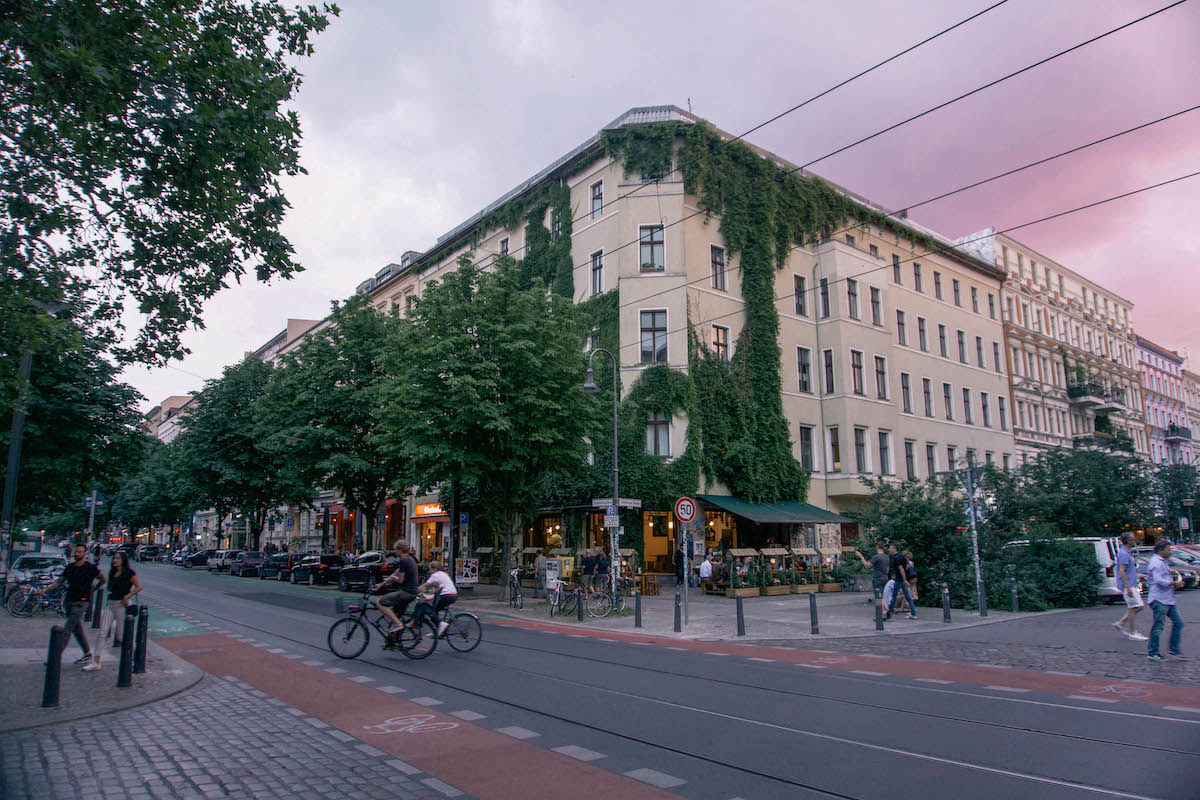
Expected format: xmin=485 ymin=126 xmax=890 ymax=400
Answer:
xmin=175 ymin=357 xmax=308 ymax=550
xmin=1015 ymin=448 xmax=1152 ymax=538
xmin=379 ymin=257 xmax=590 ymax=598
xmin=260 ymin=294 xmax=409 ymax=551
xmin=0 ymin=1 xmax=339 ymax=363
xmin=110 ymin=437 xmax=194 ymax=543
xmin=1153 ymin=463 xmax=1198 ymax=541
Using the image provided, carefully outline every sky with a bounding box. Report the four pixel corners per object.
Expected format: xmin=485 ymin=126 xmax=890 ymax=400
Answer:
xmin=124 ymin=0 xmax=1200 ymax=410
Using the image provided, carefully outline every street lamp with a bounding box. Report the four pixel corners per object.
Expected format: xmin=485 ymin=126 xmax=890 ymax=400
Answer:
xmin=582 ymin=349 xmax=619 ymax=600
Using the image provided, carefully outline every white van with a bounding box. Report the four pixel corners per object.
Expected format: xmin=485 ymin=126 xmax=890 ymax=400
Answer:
xmin=1003 ymin=537 xmax=1122 ymax=600
xmin=207 ymin=550 xmax=243 ymax=572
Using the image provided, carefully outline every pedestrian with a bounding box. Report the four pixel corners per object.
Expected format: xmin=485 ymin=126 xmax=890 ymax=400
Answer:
xmin=699 ymin=554 xmax=713 ymax=582
xmin=674 ymin=543 xmax=685 ymax=587
xmin=898 ymin=549 xmax=919 ymax=612
xmin=93 ymin=551 xmax=142 ymax=670
xmin=595 ymin=548 xmax=610 ymax=591
xmin=1146 ymin=539 xmax=1187 ymax=662
xmin=857 ymin=542 xmax=890 ymax=616
xmin=533 ymin=549 xmax=548 ymax=599
xmin=885 ymin=544 xmax=917 ymax=620
xmin=1113 ymin=532 xmax=1147 ymax=641
xmin=38 ymin=543 xmax=105 ymax=670
xmin=581 ymin=548 xmax=596 ymax=594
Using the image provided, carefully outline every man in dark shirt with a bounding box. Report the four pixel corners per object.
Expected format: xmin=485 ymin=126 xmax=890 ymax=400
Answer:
xmin=857 ymin=542 xmax=891 ymax=617
xmin=885 ymin=544 xmax=917 ymax=620
xmin=377 ymin=541 xmax=420 ymax=632
xmin=40 ymin=543 xmax=105 ymax=664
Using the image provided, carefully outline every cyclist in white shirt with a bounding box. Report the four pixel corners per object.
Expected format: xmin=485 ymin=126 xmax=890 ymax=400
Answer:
xmin=413 ymin=561 xmax=458 ymax=636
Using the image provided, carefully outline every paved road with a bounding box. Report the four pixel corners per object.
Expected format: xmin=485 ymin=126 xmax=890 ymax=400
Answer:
xmin=41 ymin=561 xmax=1200 ymax=799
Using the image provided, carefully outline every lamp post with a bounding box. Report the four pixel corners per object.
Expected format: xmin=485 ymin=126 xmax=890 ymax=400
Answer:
xmin=582 ymin=348 xmax=619 ymax=599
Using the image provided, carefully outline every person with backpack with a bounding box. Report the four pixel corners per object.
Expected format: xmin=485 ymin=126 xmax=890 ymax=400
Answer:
xmin=580 ymin=548 xmax=596 ymax=594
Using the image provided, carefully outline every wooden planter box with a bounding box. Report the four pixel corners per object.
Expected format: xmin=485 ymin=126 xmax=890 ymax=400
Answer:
xmin=761 ymin=584 xmax=790 ymax=596
xmin=726 ymin=586 xmax=760 ymax=598
xmin=478 ymin=577 xmax=498 ymax=585
xmin=520 ymin=579 xmax=535 ymax=588
xmin=819 ymin=582 xmax=844 ymax=593
xmin=791 ymin=583 xmax=818 ymax=593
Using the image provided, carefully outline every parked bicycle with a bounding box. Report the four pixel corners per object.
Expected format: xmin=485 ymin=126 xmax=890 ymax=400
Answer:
xmin=547 ymin=579 xmax=577 ymax=617
xmin=6 ymin=573 xmax=66 ymax=617
xmin=508 ymin=568 xmax=523 ymax=610
xmin=585 ymin=575 xmax=634 ymax=618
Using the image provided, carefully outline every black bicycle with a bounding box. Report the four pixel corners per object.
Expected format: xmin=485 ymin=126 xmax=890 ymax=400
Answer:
xmin=508 ymin=568 xmax=524 ymax=609
xmin=327 ymin=588 xmax=483 ymax=660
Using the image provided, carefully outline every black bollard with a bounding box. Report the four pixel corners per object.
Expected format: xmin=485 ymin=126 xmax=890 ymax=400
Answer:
xmin=735 ymin=594 xmax=746 ymax=637
xmin=117 ymin=613 xmax=136 ymax=688
xmin=575 ymin=587 xmax=583 ymax=622
xmin=41 ymin=626 xmax=68 ymax=708
xmin=874 ymin=588 xmax=884 ymax=631
xmin=809 ymin=591 xmax=819 ymax=635
xmin=635 ymin=590 xmax=642 ymax=628
xmin=1010 ymin=578 xmax=1019 ymax=614
xmin=133 ymin=606 xmax=149 ymax=674
xmin=90 ymin=592 xmax=103 ymax=629
xmin=942 ymin=582 xmax=952 ymax=623
xmin=673 ymin=591 xmax=682 ymax=633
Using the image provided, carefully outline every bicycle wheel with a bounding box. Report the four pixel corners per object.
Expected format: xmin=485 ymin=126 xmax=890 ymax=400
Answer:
xmin=397 ymin=618 xmax=438 ymax=660
xmin=561 ymin=591 xmax=577 ymax=617
xmin=586 ymin=590 xmax=612 ymax=618
xmin=515 ymin=592 xmax=523 ymax=610
xmin=327 ymin=617 xmax=369 ymax=659
xmin=548 ymin=593 xmax=559 ymax=616
xmin=445 ymin=613 xmax=482 ymax=653
xmin=8 ymin=589 xmax=35 ymax=617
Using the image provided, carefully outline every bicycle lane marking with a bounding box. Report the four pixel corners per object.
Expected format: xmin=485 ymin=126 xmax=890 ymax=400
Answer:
xmin=158 ymin=634 xmax=683 ymax=800
xmin=485 ymin=618 xmax=1200 ymax=710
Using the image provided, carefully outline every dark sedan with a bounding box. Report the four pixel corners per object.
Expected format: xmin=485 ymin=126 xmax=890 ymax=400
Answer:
xmin=181 ymin=549 xmax=217 ymax=568
xmin=229 ymin=551 xmax=266 ymax=577
xmin=290 ymin=554 xmax=347 ymax=585
xmin=336 ymin=551 xmax=399 ymax=592
xmin=259 ymin=553 xmax=305 ymax=581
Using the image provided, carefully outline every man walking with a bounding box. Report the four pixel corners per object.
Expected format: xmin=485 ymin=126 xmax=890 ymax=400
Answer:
xmin=1146 ymin=539 xmax=1187 ymax=662
xmin=857 ymin=542 xmax=891 ymax=619
xmin=533 ymin=549 xmax=548 ymax=599
xmin=674 ymin=543 xmax=685 ymax=587
xmin=1113 ymin=532 xmax=1147 ymax=641
xmin=885 ymin=544 xmax=917 ymax=620
xmin=39 ymin=543 xmax=105 ymax=668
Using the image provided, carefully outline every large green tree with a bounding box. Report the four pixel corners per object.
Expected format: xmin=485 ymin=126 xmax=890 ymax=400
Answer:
xmin=379 ymin=257 xmax=590 ymax=597
xmin=1153 ymin=463 xmax=1198 ymax=541
xmin=260 ymin=294 xmax=408 ymax=551
xmin=1015 ymin=448 xmax=1152 ymax=538
xmin=110 ymin=437 xmax=194 ymax=543
xmin=0 ymin=0 xmax=338 ymax=363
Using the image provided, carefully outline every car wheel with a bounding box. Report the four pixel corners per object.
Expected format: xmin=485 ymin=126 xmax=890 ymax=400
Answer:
xmin=308 ymin=574 xmax=316 ymax=586
xmin=289 ymin=572 xmax=297 ymax=584
xmin=338 ymin=575 xmax=349 ymax=592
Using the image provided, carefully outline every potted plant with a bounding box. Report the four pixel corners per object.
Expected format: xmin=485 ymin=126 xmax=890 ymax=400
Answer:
xmin=725 ymin=554 xmax=759 ymax=598
xmin=820 ymin=564 xmax=844 ymax=593
xmin=761 ymin=554 xmax=790 ymax=595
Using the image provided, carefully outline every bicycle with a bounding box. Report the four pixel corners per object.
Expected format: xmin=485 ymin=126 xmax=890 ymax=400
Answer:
xmin=508 ymin=568 xmax=524 ymax=609
xmin=416 ymin=595 xmax=482 ymax=653
xmin=6 ymin=573 xmax=66 ymax=617
xmin=585 ymin=575 xmax=633 ymax=618
xmin=327 ymin=588 xmax=439 ymax=661
xmin=547 ymin=579 xmax=577 ymax=617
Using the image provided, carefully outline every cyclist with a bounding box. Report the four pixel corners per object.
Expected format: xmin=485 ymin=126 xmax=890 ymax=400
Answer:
xmin=375 ymin=541 xmax=419 ymax=634
xmin=412 ymin=560 xmax=457 ymax=637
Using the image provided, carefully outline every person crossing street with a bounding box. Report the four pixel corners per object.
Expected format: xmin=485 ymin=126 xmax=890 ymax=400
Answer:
xmin=1146 ymin=539 xmax=1187 ymax=662
xmin=1113 ymin=532 xmax=1147 ymax=641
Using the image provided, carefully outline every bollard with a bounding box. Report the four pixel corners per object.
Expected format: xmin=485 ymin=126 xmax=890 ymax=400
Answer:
xmin=1010 ymin=577 xmax=1019 ymax=614
xmin=90 ymin=592 xmax=103 ymax=629
xmin=735 ymin=594 xmax=746 ymax=637
xmin=133 ymin=606 xmax=149 ymax=674
xmin=809 ymin=591 xmax=820 ymax=635
xmin=634 ymin=590 xmax=642 ymax=629
xmin=673 ymin=591 xmax=682 ymax=633
xmin=575 ymin=587 xmax=584 ymax=622
xmin=942 ymin=582 xmax=952 ymax=623
xmin=41 ymin=626 xmax=68 ymax=708
xmin=117 ymin=613 xmax=136 ymax=688
xmin=874 ymin=588 xmax=884 ymax=631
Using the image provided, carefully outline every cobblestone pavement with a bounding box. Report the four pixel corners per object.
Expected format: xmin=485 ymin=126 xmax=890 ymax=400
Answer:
xmin=0 ymin=677 xmax=469 ymax=800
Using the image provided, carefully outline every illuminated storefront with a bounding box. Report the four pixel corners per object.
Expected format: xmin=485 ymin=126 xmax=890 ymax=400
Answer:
xmin=412 ymin=502 xmax=448 ymax=560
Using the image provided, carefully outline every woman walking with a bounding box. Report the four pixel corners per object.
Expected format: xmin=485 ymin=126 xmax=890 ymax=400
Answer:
xmin=92 ymin=551 xmax=143 ymax=670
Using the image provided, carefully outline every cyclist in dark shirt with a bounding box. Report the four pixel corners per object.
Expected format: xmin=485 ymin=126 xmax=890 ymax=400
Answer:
xmin=40 ymin=543 xmax=105 ymax=667
xmin=377 ymin=541 xmax=420 ymax=632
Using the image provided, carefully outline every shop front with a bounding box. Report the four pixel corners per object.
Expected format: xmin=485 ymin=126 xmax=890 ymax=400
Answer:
xmin=697 ymin=495 xmax=854 ymax=566
xmin=411 ymin=502 xmax=448 ymax=561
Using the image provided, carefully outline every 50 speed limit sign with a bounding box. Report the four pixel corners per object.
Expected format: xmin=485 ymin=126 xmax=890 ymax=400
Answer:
xmin=674 ymin=496 xmax=697 ymax=523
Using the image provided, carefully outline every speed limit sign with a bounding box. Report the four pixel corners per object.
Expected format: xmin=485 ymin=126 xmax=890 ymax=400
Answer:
xmin=674 ymin=496 xmax=697 ymax=523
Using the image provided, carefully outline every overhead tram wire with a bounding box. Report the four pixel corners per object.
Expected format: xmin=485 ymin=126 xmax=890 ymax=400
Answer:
xmin=494 ymin=0 xmax=1189 ymax=310
xmin=613 ymin=168 xmax=1200 ymax=358
xmin=446 ymin=0 xmax=1013 ymax=274
xmin=609 ymin=100 xmax=1200 ymax=316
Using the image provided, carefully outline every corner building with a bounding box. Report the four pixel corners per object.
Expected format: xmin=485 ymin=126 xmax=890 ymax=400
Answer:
xmin=1137 ymin=336 xmax=1191 ymax=465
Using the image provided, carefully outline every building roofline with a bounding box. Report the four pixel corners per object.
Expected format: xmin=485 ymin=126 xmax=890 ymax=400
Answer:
xmin=994 ymin=232 xmax=1135 ymax=307
xmin=1136 ymin=334 xmax=1184 ymax=363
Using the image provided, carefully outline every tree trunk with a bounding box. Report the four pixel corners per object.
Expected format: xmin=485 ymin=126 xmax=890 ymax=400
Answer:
xmin=498 ymin=511 xmax=523 ymax=602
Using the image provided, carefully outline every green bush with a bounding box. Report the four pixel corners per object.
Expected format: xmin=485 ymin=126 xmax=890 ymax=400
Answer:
xmin=992 ymin=539 xmax=1101 ymax=610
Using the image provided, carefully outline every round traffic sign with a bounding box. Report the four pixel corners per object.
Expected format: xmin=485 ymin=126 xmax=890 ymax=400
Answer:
xmin=674 ymin=496 xmax=697 ymax=523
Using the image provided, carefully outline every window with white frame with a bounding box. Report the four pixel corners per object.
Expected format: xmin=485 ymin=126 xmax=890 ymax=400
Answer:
xmin=878 ymin=431 xmax=892 ymax=475
xmin=639 ymin=225 xmax=664 ymax=271
xmin=797 ymin=347 xmax=812 ymax=393
xmin=590 ymin=250 xmax=604 ymax=296
xmin=870 ymin=286 xmax=882 ymax=325
xmin=639 ymin=310 xmax=667 ymax=363
xmin=900 ymin=373 xmax=912 ymax=413
xmin=500 ymin=237 xmax=509 ymax=256
xmin=874 ymin=356 xmax=888 ymax=400
xmin=793 ymin=274 xmax=807 ymax=316
xmin=847 ymin=279 xmax=859 ymax=320
xmin=854 ymin=427 xmax=868 ymax=473
xmin=711 ymin=245 xmax=726 ymax=291
xmin=646 ymin=412 xmax=670 ymax=456
xmin=851 ymin=350 xmax=864 ymax=395
xmin=712 ymin=325 xmax=729 ymax=361
xmin=590 ymin=181 xmax=604 ymax=219
xmin=799 ymin=425 xmax=814 ymax=471
xmin=896 ymin=310 xmax=907 ymax=345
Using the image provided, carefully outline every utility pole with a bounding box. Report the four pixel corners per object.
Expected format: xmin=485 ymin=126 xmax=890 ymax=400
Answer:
xmin=941 ymin=464 xmax=987 ymax=617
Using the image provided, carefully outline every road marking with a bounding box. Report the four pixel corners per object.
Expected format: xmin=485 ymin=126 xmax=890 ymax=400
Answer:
xmin=284 ymin=654 xmax=305 ymax=660
xmin=1045 ymin=670 xmax=1087 ymax=677
xmin=328 ymin=730 xmax=354 ymax=742
xmin=324 ymin=667 xmax=347 ymax=674
xmin=568 ymin=635 xmax=588 ymax=639
xmin=978 ymin=664 xmax=1013 ymax=669
xmin=409 ymin=697 xmax=443 ymax=707
xmin=449 ymin=710 xmax=486 ymax=721
xmin=387 ymin=759 xmax=421 ymax=776
xmin=377 ymin=686 xmax=406 ymax=694
xmin=851 ymin=670 xmax=888 ymax=677
xmin=704 ymin=652 xmax=731 ymax=656
xmin=665 ymin=646 xmax=688 ymax=651
xmin=421 ymin=777 xmax=465 ymax=798
xmin=796 ymin=663 xmax=827 ymax=669
xmin=748 ymin=657 xmax=775 ymax=663
xmin=914 ymin=678 xmax=954 ymax=684
xmin=348 ymin=676 xmax=375 ymax=684
xmin=985 ymin=686 xmax=1032 ymax=693
xmin=598 ymin=638 xmax=619 ymax=643
xmin=496 ymin=726 xmax=540 ymax=740
xmin=356 ymin=744 xmax=386 ymax=757
xmin=1164 ymin=706 xmax=1200 ymax=713
xmin=623 ymin=768 xmax=687 ymax=789
xmin=552 ymin=745 xmax=606 ymax=762
xmin=1068 ymin=695 xmax=1120 ymax=704
xmin=302 ymin=660 xmax=325 ymax=667
xmin=267 ymin=648 xmax=286 ymax=654
xmin=628 ymin=642 xmax=652 ymax=646
xmin=251 ymin=642 xmax=270 ymax=648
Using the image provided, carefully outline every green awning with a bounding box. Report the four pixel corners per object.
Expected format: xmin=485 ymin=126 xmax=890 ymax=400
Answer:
xmin=698 ymin=494 xmax=853 ymax=524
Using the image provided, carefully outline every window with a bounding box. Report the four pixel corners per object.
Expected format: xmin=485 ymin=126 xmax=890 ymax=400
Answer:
xmin=819 ymin=278 xmax=830 ymax=318
xmin=710 ymin=245 xmax=726 ymax=290
xmin=934 ymin=271 xmax=943 ymax=300
xmin=947 ymin=445 xmax=957 ymax=468
xmin=823 ymin=349 xmax=834 ymax=395
xmin=874 ymin=356 xmax=888 ymax=399
xmin=870 ymin=287 xmax=882 ymax=325
xmin=900 ymin=373 xmax=912 ymax=413
xmin=981 ymin=392 xmax=991 ymax=427
xmin=797 ymin=348 xmax=812 ymax=393
xmin=551 ymin=207 xmax=562 ymax=240
xmin=904 ymin=441 xmax=916 ymax=479
xmin=639 ymin=225 xmax=664 ymax=271
xmin=869 ymin=243 xmax=879 ymax=258
xmin=829 ymin=426 xmax=841 ymax=472
xmin=639 ymin=310 xmax=667 ymax=363
xmin=1003 ymin=453 xmax=1011 ymax=470
xmin=976 ymin=336 xmax=985 ymax=368
xmin=854 ymin=428 xmax=868 ymax=473
xmin=913 ymin=263 xmax=923 ymax=292
xmin=963 ymin=388 xmax=973 ymax=424
xmin=896 ymin=310 xmax=907 ymax=345
xmin=846 ymin=279 xmax=859 ymax=319
xmin=499 ymin=237 xmax=509 ymax=256
xmin=646 ymin=412 xmax=669 ymax=456
xmin=971 ymin=286 xmax=979 ymax=313
xmin=799 ymin=426 xmax=814 ymax=471
xmin=953 ymin=279 xmax=961 ymax=306
xmin=892 ymin=254 xmax=902 ymax=284
xmin=988 ymin=293 xmax=996 ymax=319
xmin=938 ymin=324 xmax=948 ymax=357
xmin=712 ymin=325 xmax=729 ymax=361
xmin=590 ymin=181 xmax=604 ymax=219
xmin=985 ymin=451 xmax=994 ymax=466
xmin=993 ymin=342 xmax=1002 ymax=373
xmin=845 ymin=233 xmax=856 ymax=247
xmin=966 ymin=448 xmax=976 ymax=467
xmin=590 ymin=250 xmax=604 ymax=295
xmin=878 ymin=431 xmax=892 ymax=475
xmin=926 ymin=443 xmax=937 ymax=477
xmin=923 ymin=378 xmax=933 ymax=417
xmin=943 ymin=382 xmax=953 ymax=420
xmin=851 ymin=350 xmax=864 ymax=395
xmin=406 ymin=295 xmax=416 ymax=314
xmin=793 ymin=275 xmax=807 ymax=316
xmin=957 ymin=330 xmax=966 ymax=363
xmin=998 ymin=395 xmax=1008 ymax=430
xmin=918 ymin=317 xmax=928 ymax=351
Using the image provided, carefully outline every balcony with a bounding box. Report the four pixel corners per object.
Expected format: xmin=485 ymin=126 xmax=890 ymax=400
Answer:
xmin=1067 ymin=381 xmax=1105 ymax=407
xmin=1166 ymin=424 xmax=1193 ymax=443
xmin=1094 ymin=389 xmax=1126 ymax=414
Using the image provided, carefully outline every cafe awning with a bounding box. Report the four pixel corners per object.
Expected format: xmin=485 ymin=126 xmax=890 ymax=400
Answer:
xmin=698 ymin=495 xmax=853 ymax=525
xmin=474 ymin=547 xmax=495 ymax=554
xmin=550 ymin=548 xmax=573 ymax=556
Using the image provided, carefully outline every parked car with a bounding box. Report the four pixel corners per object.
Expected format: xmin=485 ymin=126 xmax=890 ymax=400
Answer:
xmin=115 ymin=543 xmax=138 ymax=559
xmin=229 ymin=551 xmax=265 ymax=577
xmin=290 ymin=554 xmax=347 ymax=586
xmin=259 ymin=553 xmax=305 ymax=581
xmin=4 ymin=553 xmax=66 ymax=598
xmin=135 ymin=545 xmax=162 ymax=562
xmin=1133 ymin=552 xmax=1193 ymax=591
xmin=336 ymin=551 xmax=398 ymax=592
xmin=207 ymin=550 xmax=242 ymax=572
xmin=182 ymin=549 xmax=216 ymax=568
xmin=1133 ymin=546 xmax=1200 ymax=590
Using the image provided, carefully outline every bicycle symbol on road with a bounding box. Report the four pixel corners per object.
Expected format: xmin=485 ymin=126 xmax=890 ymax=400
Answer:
xmin=363 ymin=714 xmax=460 ymax=735
xmin=1076 ymin=683 xmax=1151 ymax=699
xmin=814 ymin=655 xmax=849 ymax=665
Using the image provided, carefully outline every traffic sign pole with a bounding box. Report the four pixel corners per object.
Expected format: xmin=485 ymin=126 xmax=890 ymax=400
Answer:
xmin=674 ymin=497 xmax=697 ymax=627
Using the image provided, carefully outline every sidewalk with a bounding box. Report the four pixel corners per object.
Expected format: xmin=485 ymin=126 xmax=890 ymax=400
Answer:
xmin=0 ymin=606 xmax=203 ymax=733
xmin=454 ymin=583 xmax=1054 ymax=641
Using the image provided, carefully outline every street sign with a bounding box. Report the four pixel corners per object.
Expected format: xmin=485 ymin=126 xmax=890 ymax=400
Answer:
xmin=604 ymin=504 xmax=619 ymax=528
xmin=1180 ymin=516 xmax=1190 ymax=531
xmin=459 ymin=512 xmax=469 ymax=526
xmin=376 ymin=513 xmax=385 ymax=525
xmin=674 ymin=496 xmax=697 ymax=523
xmin=592 ymin=497 xmax=643 ymax=509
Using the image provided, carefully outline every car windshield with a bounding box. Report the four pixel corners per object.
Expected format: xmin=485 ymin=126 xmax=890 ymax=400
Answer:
xmin=354 ymin=553 xmax=379 ymax=564
xmin=245 ymin=552 xmax=263 ymax=559
xmin=301 ymin=556 xmax=320 ymax=564
xmin=15 ymin=556 xmax=62 ymax=570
